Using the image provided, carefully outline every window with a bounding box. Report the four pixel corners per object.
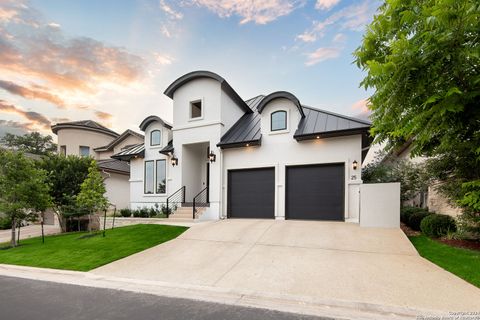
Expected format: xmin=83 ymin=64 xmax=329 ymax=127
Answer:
xmin=144 ymin=161 xmax=154 ymax=194
xmin=150 ymin=130 xmax=161 ymax=146
xmin=156 ymin=160 xmax=166 ymax=194
xmin=79 ymin=146 xmax=90 ymax=157
xmin=60 ymin=145 xmax=66 ymax=156
xmin=190 ymin=100 xmax=202 ymax=119
xmin=271 ymin=110 xmax=287 ymax=131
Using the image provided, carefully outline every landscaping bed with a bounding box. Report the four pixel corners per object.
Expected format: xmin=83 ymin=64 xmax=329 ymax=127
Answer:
xmin=0 ymin=224 xmax=188 ymax=271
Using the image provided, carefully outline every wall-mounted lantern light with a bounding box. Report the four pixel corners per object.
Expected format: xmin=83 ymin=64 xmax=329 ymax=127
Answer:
xmin=208 ymin=151 xmax=216 ymax=163
xmin=352 ymin=160 xmax=358 ymax=170
xmin=171 ymin=155 xmax=178 ymax=166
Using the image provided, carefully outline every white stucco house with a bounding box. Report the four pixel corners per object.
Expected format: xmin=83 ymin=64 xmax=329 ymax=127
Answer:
xmin=51 ymin=120 xmax=144 ymax=209
xmin=113 ymin=71 xmax=373 ymax=222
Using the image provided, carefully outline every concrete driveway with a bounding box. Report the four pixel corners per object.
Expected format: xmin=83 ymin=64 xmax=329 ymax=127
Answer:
xmin=92 ymin=219 xmax=480 ymax=313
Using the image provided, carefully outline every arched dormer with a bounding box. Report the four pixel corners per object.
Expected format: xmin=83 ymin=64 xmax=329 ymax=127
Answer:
xmin=257 ymin=91 xmax=305 ymax=118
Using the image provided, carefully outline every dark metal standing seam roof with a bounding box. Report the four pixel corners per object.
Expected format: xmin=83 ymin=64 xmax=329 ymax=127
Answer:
xmin=111 ymin=143 xmax=145 ymax=161
xmin=159 ymin=140 xmax=174 ymax=155
xmin=97 ymin=159 xmax=130 ymax=175
xmin=217 ymin=95 xmax=265 ymax=148
xmin=94 ymin=129 xmax=144 ymax=152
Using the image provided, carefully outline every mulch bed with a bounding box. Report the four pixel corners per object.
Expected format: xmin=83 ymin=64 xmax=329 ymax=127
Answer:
xmin=437 ymin=239 xmax=480 ymax=251
xmin=401 ymin=222 xmax=480 ymax=251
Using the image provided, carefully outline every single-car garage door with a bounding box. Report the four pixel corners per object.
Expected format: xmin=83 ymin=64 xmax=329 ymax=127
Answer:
xmin=228 ymin=168 xmax=275 ymax=219
xmin=286 ymin=163 xmax=344 ymax=221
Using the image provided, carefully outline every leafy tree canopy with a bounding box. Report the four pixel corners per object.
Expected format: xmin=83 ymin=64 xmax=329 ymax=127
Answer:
xmin=76 ymin=160 xmax=109 ymax=214
xmin=1 ymin=132 xmax=57 ymax=155
xmin=355 ymin=0 xmax=480 ymax=212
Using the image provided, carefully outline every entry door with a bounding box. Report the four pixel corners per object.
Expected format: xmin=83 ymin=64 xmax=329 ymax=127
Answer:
xmin=228 ymin=168 xmax=275 ymax=219
xmin=286 ymin=163 xmax=344 ymax=221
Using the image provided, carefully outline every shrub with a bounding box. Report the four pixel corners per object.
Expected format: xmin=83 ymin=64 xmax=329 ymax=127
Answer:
xmin=133 ymin=208 xmax=149 ymax=218
xmin=421 ymin=214 xmax=457 ymax=238
xmin=119 ymin=208 xmax=132 ymax=217
xmin=401 ymin=206 xmax=424 ymax=223
xmin=408 ymin=210 xmax=432 ymax=231
xmin=0 ymin=216 xmax=11 ymax=230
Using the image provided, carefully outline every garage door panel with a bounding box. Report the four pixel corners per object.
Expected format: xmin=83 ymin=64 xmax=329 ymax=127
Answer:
xmin=228 ymin=168 xmax=275 ymax=219
xmin=286 ymin=164 xmax=344 ymax=221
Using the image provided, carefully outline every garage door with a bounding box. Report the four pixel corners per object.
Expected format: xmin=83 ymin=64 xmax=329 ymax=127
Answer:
xmin=228 ymin=168 xmax=275 ymax=219
xmin=286 ymin=163 xmax=344 ymax=221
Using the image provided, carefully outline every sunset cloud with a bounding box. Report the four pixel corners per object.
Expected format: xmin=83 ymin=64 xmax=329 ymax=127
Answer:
xmin=159 ymin=0 xmax=183 ymax=20
xmin=351 ymin=98 xmax=371 ymax=120
xmin=305 ymin=47 xmax=341 ymax=66
xmin=0 ymin=100 xmax=51 ymax=129
xmin=315 ymin=0 xmax=340 ymax=10
xmin=94 ymin=110 xmax=113 ymax=120
xmin=190 ymin=0 xmax=305 ymax=24
xmin=0 ymin=80 xmax=67 ymax=108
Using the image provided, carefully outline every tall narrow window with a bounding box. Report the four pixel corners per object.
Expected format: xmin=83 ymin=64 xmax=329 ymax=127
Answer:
xmin=144 ymin=161 xmax=154 ymax=194
xmin=60 ymin=145 xmax=66 ymax=156
xmin=271 ymin=110 xmax=287 ymax=131
xmin=156 ymin=160 xmax=166 ymax=194
xmin=79 ymin=146 xmax=90 ymax=157
xmin=190 ymin=100 xmax=202 ymax=119
xmin=150 ymin=130 xmax=161 ymax=146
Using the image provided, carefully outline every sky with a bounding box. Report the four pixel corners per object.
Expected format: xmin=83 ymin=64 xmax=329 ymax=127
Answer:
xmin=0 ymin=0 xmax=377 ymax=139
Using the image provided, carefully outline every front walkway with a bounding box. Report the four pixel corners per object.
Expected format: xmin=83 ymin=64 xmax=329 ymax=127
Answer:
xmin=91 ymin=219 xmax=480 ymax=313
xmin=0 ymin=224 xmax=61 ymax=244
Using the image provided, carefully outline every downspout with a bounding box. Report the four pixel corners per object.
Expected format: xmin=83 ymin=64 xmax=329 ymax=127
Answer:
xmin=218 ymin=147 xmax=225 ymax=219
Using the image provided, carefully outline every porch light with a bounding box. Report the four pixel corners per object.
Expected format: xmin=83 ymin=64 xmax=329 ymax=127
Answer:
xmin=171 ymin=156 xmax=178 ymax=166
xmin=208 ymin=151 xmax=216 ymax=163
xmin=352 ymin=160 xmax=358 ymax=170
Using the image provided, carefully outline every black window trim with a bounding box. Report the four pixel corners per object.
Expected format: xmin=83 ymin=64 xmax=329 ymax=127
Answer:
xmin=144 ymin=160 xmax=154 ymax=194
xmin=190 ymin=99 xmax=203 ymax=119
xmin=150 ymin=130 xmax=161 ymax=146
xmin=155 ymin=159 xmax=167 ymax=194
xmin=271 ymin=110 xmax=287 ymax=132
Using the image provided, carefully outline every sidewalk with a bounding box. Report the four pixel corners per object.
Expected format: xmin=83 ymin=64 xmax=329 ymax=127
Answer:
xmin=0 ymin=224 xmax=61 ymax=244
xmin=0 ymin=263 xmax=445 ymax=320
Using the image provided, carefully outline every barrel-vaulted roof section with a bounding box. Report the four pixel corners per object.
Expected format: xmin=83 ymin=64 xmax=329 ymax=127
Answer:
xmin=257 ymin=91 xmax=305 ymax=118
xmin=163 ymin=71 xmax=252 ymax=114
xmin=139 ymin=115 xmax=172 ymax=132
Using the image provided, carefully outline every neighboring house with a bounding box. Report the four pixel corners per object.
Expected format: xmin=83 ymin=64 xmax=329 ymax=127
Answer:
xmin=113 ymin=71 xmax=372 ymax=222
xmin=383 ymin=140 xmax=462 ymax=217
xmin=51 ymin=120 xmax=144 ymax=209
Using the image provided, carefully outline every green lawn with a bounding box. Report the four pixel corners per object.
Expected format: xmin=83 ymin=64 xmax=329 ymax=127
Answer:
xmin=409 ymin=235 xmax=480 ymax=288
xmin=0 ymin=224 xmax=188 ymax=271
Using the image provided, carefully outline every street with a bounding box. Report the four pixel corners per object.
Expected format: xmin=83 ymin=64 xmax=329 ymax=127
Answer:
xmin=0 ymin=276 xmax=330 ymax=320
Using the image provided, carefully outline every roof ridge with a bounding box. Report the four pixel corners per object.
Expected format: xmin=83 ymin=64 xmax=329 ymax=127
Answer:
xmin=301 ymin=105 xmax=371 ymax=125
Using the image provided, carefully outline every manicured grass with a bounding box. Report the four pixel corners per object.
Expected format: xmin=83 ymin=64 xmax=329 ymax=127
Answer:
xmin=409 ymin=235 xmax=480 ymax=288
xmin=0 ymin=224 xmax=188 ymax=271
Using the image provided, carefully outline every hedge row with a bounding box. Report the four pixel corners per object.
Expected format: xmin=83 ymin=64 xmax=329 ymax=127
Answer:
xmin=401 ymin=206 xmax=456 ymax=238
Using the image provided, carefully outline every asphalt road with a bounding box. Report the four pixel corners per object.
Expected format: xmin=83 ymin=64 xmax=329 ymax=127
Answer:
xmin=0 ymin=276 xmax=331 ymax=320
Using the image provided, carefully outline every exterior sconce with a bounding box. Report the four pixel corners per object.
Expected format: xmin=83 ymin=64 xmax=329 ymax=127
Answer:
xmin=352 ymin=160 xmax=358 ymax=170
xmin=208 ymin=151 xmax=216 ymax=163
xmin=171 ymin=156 xmax=178 ymax=166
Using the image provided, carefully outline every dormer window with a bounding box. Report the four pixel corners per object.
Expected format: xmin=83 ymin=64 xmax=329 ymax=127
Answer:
xmin=271 ymin=110 xmax=287 ymax=131
xmin=150 ymin=130 xmax=161 ymax=146
xmin=190 ymin=100 xmax=202 ymax=119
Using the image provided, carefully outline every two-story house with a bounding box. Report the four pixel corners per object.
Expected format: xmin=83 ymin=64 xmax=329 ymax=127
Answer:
xmin=113 ymin=71 xmax=372 ymax=222
xmin=51 ymin=120 xmax=144 ymax=209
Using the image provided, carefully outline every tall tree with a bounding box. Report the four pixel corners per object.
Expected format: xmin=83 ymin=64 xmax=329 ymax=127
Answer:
xmin=1 ymin=132 xmax=57 ymax=155
xmin=76 ymin=160 xmax=109 ymax=231
xmin=37 ymin=154 xmax=91 ymax=232
xmin=0 ymin=150 xmax=51 ymax=247
xmin=354 ymin=0 xmax=480 ymax=212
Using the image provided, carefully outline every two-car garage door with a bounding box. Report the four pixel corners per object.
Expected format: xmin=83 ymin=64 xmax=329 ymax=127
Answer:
xmin=227 ymin=163 xmax=344 ymax=220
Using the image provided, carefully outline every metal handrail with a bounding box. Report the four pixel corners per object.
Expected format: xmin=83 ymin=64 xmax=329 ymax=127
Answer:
xmin=166 ymin=186 xmax=185 ymax=218
xmin=192 ymin=187 xmax=209 ymax=219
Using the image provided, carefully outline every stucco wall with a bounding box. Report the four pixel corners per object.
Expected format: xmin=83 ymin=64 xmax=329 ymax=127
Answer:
xmin=56 ymin=128 xmax=115 ymax=158
xmin=222 ymin=98 xmax=363 ymax=220
xmin=360 ymin=183 xmax=400 ymax=228
xmin=102 ymin=172 xmax=130 ymax=209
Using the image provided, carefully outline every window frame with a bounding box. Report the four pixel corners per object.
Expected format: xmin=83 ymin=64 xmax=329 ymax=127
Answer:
xmin=155 ymin=159 xmax=167 ymax=195
xmin=189 ymin=99 xmax=203 ymax=120
xmin=144 ymin=160 xmax=155 ymax=194
xmin=270 ymin=110 xmax=288 ymax=132
xmin=60 ymin=145 xmax=66 ymax=156
xmin=79 ymin=145 xmax=90 ymax=157
xmin=150 ymin=129 xmax=161 ymax=146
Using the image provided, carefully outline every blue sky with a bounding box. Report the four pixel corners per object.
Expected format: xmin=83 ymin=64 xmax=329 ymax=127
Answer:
xmin=0 ymin=0 xmax=376 ymax=137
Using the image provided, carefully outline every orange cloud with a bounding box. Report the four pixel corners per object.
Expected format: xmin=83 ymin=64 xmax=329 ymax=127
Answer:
xmin=0 ymin=80 xmax=67 ymax=108
xmin=351 ymin=98 xmax=371 ymax=120
xmin=95 ymin=110 xmax=113 ymax=120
